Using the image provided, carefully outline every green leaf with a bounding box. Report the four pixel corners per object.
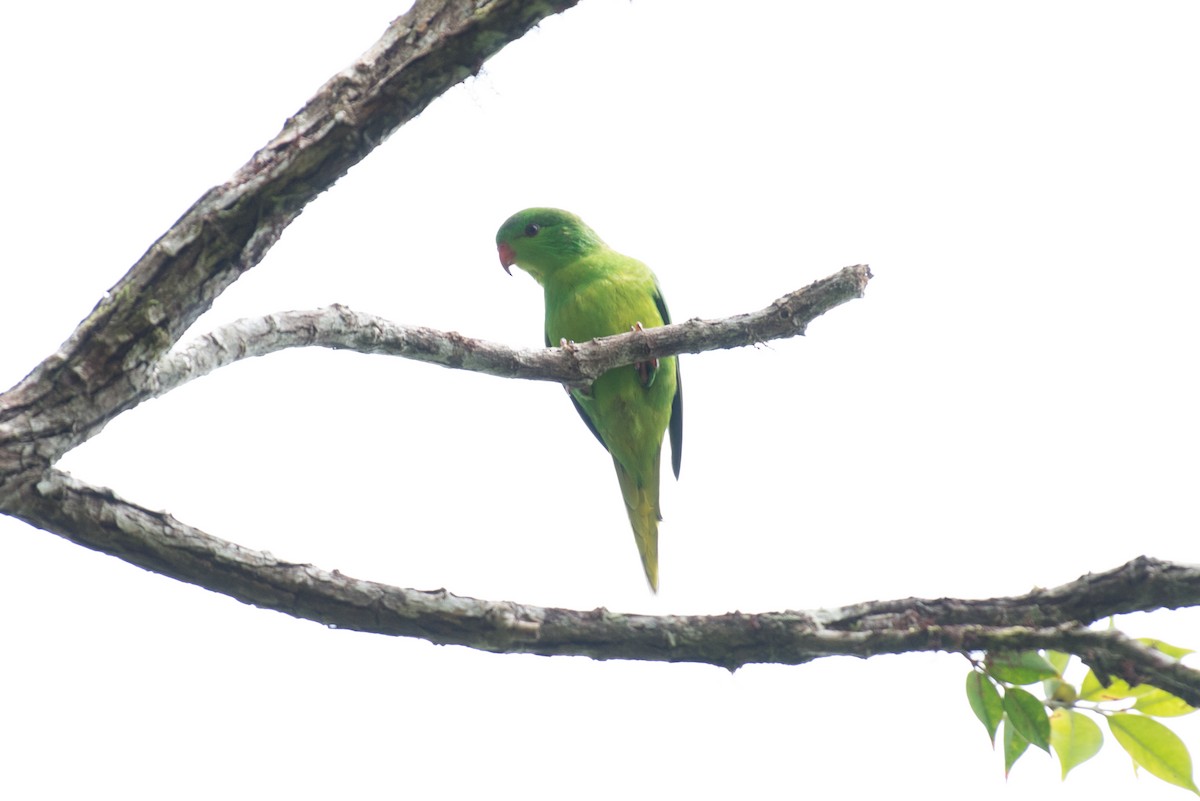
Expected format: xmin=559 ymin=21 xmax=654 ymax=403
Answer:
xmin=1135 ymin=688 xmax=1197 ymax=718
xmin=1108 ymin=712 xmax=1200 ymax=793
xmin=966 ymin=671 xmax=1004 ymax=744
xmin=1046 ymin=650 xmax=1072 ymax=675
xmin=1004 ymin=686 xmax=1051 ymax=753
xmin=1049 ymin=708 xmax=1103 ymax=779
xmin=986 ymin=651 xmax=1059 ymax=685
xmin=1042 ymin=651 xmax=1075 ymax=702
xmin=1081 ymin=670 xmax=1196 ymax=715
xmin=1004 ymin=718 xmax=1030 ymax=778
xmin=1082 ymin=639 xmax=1197 ymax=716
xmin=1138 ymin=638 xmax=1195 ymax=660
xmin=1079 ymin=669 xmax=1107 ymax=700
xmin=1080 ymin=671 xmax=1151 ymax=702
xmin=1043 ymin=677 xmax=1078 ymax=704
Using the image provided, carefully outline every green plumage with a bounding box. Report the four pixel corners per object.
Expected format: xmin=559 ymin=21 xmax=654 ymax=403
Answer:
xmin=496 ymin=208 xmax=682 ymax=591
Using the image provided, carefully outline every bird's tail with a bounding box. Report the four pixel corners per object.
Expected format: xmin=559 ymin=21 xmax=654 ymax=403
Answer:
xmin=613 ymin=455 xmax=662 ymax=592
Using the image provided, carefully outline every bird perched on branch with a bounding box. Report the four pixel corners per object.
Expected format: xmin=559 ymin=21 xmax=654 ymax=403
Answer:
xmin=496 ymin=208 xmax=682 ymax=591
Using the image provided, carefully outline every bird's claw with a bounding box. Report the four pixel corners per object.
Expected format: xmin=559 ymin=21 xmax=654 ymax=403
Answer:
xmin=557 ymin=338 xmax=591 ymax=395
xmin=631 ymin=321 xmax=659 ymax=388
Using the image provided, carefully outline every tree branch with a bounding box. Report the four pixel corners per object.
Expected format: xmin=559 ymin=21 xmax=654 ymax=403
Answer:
xmin=3 ymin=0 xmax=1195 ymax=721
xmin=828 ymin=556 xmax=1200 ymax=630
xmin=147 ymin=266 xmax=871 ymax=402
xmin=0 ymin=0 xmax=581 ymax=469
xmin=15 ymin=469 xmax=1200 ymax=701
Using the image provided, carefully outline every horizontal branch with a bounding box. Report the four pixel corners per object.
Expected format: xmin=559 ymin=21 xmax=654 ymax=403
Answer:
xmin=147 ymin=265 xmax=870 ymax=401
xmin=16 ymin=469 xmax=1200 ymax=702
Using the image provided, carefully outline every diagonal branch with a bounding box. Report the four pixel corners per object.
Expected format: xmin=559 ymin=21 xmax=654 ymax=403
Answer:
xmin=15 ymin=469 xmax=1200 ymax=702
xmin=4 ymin=0 xmax=1195 ymax=724
xmin=0 ymin=0 xmax=581 ymax=466
xmin=147 ymin=265 xmax=871 ymax=402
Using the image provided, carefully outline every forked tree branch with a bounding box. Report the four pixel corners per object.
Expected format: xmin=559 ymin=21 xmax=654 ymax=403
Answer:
xmin=0 ymin=0 xmax=582 ymax=474
xmin=1 ymin=0 xmax=1195 ymax=715
xmin=13 ymin=472 xmax=1200 ymax=702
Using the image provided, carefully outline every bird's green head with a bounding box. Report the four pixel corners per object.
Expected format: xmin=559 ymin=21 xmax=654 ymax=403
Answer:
xmin=495 ymin=207 xmax=604 ymax=283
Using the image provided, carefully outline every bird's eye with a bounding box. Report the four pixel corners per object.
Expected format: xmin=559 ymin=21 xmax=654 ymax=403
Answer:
xmin=524 ymin=223 xmax=540 ymax=237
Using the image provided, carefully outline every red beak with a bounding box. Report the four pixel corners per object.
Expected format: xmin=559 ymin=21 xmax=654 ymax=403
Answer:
xmin=498 ymin=242 xmax=516 ymax=275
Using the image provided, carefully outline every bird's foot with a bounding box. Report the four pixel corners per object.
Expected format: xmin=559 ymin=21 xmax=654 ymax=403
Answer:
xmin=557 ymin=338 xmax=592 ymax=395
xmin=631 ymin=322 xmax=659 ymax=388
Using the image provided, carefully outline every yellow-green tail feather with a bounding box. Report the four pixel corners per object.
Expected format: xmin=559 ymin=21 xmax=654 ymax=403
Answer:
xmin=613 ymin=456 xmax=662 ymax=592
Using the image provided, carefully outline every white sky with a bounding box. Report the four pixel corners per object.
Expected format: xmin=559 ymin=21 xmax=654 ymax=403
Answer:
xmin=3 ymin=1 xmax=1199 ymax=798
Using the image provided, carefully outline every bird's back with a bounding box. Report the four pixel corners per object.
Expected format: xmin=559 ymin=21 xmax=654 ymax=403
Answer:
xmin=543 ymin=248 xmax=677 ymax=590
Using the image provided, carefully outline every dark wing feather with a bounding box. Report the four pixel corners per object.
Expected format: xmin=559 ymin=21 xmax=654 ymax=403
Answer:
xmin=570 ymin=393 xmax=608 ymax=451
xmin=653 ymin=288 xmax=684 ymax=479
xmin=668 ymin=362 xmax=683 ymax=479
xmin=548 ymin=331 xmax=609 ymax=452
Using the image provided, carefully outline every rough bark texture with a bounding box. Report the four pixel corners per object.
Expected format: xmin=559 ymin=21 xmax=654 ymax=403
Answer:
xmin=14 ymin=472 xmax=1200 ymax=702
xmin=147 ymin=265 xmax=871 ymax=400
xmin=2 ymin=0 xmax=1196 ymax=711
xmin=0 ymin=0 xmax=581 ymax=483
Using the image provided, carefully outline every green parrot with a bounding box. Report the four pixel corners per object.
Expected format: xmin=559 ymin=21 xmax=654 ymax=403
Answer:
xmin=496 ymin=208 xmax=682 ymax=591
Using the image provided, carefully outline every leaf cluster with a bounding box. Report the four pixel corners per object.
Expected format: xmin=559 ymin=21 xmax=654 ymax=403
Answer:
xmin=966 ymin=639 xmax=1198 ymax=793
